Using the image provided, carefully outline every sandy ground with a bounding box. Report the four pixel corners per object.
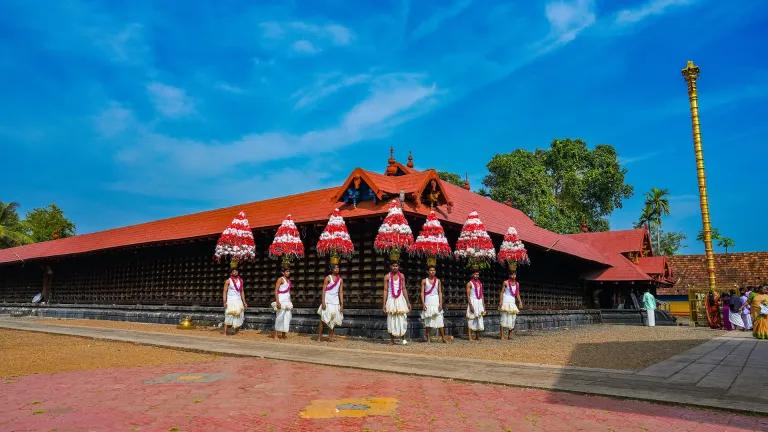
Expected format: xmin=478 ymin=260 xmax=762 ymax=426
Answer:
xmin=32 ymin=318 xmax=726 ymax=370
xmin=0 ymin=329 xmax=217 ymax=378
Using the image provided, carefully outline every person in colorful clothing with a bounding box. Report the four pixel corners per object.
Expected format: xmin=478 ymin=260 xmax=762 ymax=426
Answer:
xmin=383 ymin=262 xmax=410 ymax=345
xmin=271 ymin=267 xmax=293 ymax=339
xmin=222 ymin=268 xmax=247 ymax=336
xmin=642 ymin=287 xmax=656 ymax=327
xmin=420 ymin=266 xmax=447 ymax=343
xmin=317 ymin=264 xmax=344 ymax=341
xmin=738 ymin=287 xmax=753 ymax=331
xmin=751 ymin=285 xmax=768 ymax=340
xmin=466 ymin=270 xmax=485 ymax=341
xmin=499 ymin=271 xmax=523 ymax=339
xmin=721 ymin=292 xmax=733 ymax=331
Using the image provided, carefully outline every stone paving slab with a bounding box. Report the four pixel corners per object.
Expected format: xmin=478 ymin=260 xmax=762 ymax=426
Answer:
xmin=1 ymin=317 xmax=767 ymax=416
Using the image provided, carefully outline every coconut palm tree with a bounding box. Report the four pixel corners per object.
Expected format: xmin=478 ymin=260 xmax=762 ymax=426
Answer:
xmin=642 ymin=188 xmax=670 ymax=253
xmin=0 ymin=201 xmax=31 ymax=248
xmin=717 ymin=236 xmax=735 ymax=254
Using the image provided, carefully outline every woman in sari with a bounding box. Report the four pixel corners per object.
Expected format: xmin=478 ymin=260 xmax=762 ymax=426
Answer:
xmin=721 ymin=292 xmax=732 ymax=331
xmin=705 ymin=291 xmax=721 ymax=329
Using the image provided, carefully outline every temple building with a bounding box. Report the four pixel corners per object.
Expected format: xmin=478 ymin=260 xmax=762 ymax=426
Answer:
xmin=0 ymin=152 xmax=675 ymax=334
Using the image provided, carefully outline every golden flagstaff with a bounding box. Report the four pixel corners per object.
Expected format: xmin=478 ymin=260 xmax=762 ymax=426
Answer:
xmin=681 ymin=60 xmax=717 ymax=292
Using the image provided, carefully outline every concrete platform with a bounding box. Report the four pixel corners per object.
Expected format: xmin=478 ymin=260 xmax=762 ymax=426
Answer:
xmin=1 ymin=316 xmax=765 ymax=415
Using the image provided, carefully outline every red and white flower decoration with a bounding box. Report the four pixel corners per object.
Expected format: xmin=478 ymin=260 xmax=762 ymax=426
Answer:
xmin=454 ymin=210 xmax=496 ymax=261
xmin=269 ymin=214 xmax=305 ymax=259
xmin=374 ymin=200 xmax=414 ymax=255
xmin=214 ymin=210 xmax=256 ymax=261
xmin=316 ymin=208 xmax=354 ymax=258
xmin=409 ymin=210 xmax=451 ymax=258
xmin=498 ymin=226 xmax=530 ymax=265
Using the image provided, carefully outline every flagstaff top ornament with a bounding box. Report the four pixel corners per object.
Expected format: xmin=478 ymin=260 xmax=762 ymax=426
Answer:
xmin=454 ymin=210 xmax=496 ymax=269
xmin=268 ymin=214 xmax=305 ymax=268
xmin=214 ymin=210 xmax=256 ymax=268
xmin=409 ymin=210 xmax=451 ymax=267
xmin=374 ymin=199 xmax=414 ymax=262
xmin=498 ymin=226 xmax=530 ymax=271
xmin=316 ymin=208 xmax=355 ymax=265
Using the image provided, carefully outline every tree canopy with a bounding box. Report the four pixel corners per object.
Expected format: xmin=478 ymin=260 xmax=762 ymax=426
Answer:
xmin=482 ymin=139 xmax=633 ymax=233
xmin=0 ymin=201 xmax=76 ymax=249
xmin=0 ymin=201 xmax=30 ymax=248
xmin=437 ymin=171 xmax=464 ymax=187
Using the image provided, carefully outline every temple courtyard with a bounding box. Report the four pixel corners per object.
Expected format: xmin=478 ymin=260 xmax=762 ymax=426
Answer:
xmin=1 ymin=317 xmax=766 ymax=431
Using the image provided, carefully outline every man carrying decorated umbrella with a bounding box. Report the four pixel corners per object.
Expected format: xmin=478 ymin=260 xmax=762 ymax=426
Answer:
xmin=214 ymin=210 xmax=256 ymax=336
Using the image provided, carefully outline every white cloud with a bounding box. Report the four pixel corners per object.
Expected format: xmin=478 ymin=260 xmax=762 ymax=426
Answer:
xmin=292 ymin=73 xmax=371 ymax=109
xmin=619 ymin=151 xmax=662 ymax=165
xmin=324 ymin=24 xmax=353 ymax=45
xmin=113 ymin=74 xmax=438 ymax=182
xmin=94 ymin=102 xmax=135 ymax=138
xmin=214 ymin=81 xmax=245 ymax=94
xmin=616 ymin=0 xmax=695 ymax=25
xmin=146 ymin=82 xmax=195 ymax=118
xmin=410 ymin=0 xmax=473 ymax=41
xmin=545 ymin=0 xmax=596 ymax=44
xmin=102 ymin=23 xmax=148 ymax=64
xmin=292 ymin=39 xmax=321 ymax=55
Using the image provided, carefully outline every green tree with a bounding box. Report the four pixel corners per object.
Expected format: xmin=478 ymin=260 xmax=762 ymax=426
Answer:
xmin=23 ymin=204 xmax=75 ymax=243
xmin=437 ymin=171 xmax=464 ymax=187
xmin=717 ymin=236 xmax=735 ymax=254
xmin=641 ymin=188 xmax=670 ymax=253
xmin=482 ymin=139 xmax=633 ymax=233
xmin=0 ymin=201 xmax=31 ymax=248
xmin=696 ymin=227 xmax=721 ymax=242
xmin=658 ymin=231 xmax=686 ymax=256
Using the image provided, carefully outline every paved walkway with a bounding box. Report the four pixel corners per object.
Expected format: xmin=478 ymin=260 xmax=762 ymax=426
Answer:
xmin=1 ymin=317 xmax=766 ymax=416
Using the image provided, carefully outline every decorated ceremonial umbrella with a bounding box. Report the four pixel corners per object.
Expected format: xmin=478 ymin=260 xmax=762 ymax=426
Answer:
xmin=214 ymin=210 xmax=256 ymax=269
xmin=408 ymin=210 xmax=451 ymax=267
xmin=454 ymin=210 xmax=496 ymax=270
xmin=374 ymin=200 xmax=414 ymax=263
xmin=268 ymin=214 xmax=305 ymax=269
xmin=316 ymin=208 xmax=354 ymax=265
xmin=498 ymin=226 xmax=530 ymax=272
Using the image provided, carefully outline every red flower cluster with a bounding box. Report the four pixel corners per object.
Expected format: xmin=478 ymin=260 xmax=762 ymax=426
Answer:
xmin=374 ymin=200 xmax=414 ymax=254
xmin=498 ymin=226 xmax=529 ymax=264
xmin=316 ymin=209 xmax=355 ymax=258
xmin=268 ymin=214 xmax=305 ymax=259
xmin=409 ymin=211 xmax=451 ymax=258
xmin=214 ymin=210 xmax=256 ymax=261
xmin=454 ymin=210 xmax=496 ymax=261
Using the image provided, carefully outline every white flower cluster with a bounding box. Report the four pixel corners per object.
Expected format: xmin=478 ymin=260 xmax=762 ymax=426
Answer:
xmin=454 ymin=246 xmax=496 ymax=259
xmin=500 ymin=227 xmax=525 ymax=251
xmin=319 ymin=230 xmax=352 ymax=241
xmin=214 ymin=244 xmax=256 ymax=258
xmin=328 ymin=215 xmax=345 ymax=226
xmin=272 ymin=234 xmax=301 ymax=245
xmin=413 ymin=234 xmax=449 ymax=245
xmin=221 ymin=227 xmax=254 ymax=238
xmin=378 ymin=223 xmax=412 ymax=234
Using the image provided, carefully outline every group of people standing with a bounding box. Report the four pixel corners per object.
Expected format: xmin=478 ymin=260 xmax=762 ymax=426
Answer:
xmin=221 ymin=263 xmax=524 ymax=343
xmin=708 ymin=285 xmax=768 ymax=339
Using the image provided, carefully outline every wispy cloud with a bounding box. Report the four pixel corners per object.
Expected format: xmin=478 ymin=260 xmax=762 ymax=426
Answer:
xmin=259 ymin=20 xmax=354 ymax=56
xmin=146 ymin=82 xmax=195 ymax=118
xmin=93 ymin=101 xmax=135 ymax=138
xmin=615 ymin=0 xmax=695 ymax=25
xmin=214 ymin=81 xmax=245 ymax=94
xmin=544 ymin=0 xmax=596 ymax=44
xmin=292 ymin=73 xmax=371 ymax=109
xmin=410 ymin=0 xmax=473 ymax=41
xmin=619 ymin=151 xmax=662 ymax=165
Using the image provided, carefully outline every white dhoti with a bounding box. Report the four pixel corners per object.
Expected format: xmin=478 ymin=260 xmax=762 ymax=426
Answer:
xmin=421 ymin=295 xmax=444 ymax=329
xmin=500 ymin=297 xmax=519 ymax=330
xmin=317 ymin=304 xmax=343 ymax=329
xmin=272 ymin=291 xmax=293 ymax=333
xmin=742 ymin=312 xmax=753 ymax=330
xmin=386 ymin=295 xmax=409 ymax=337
xmin=225 ymin=291 xmax=245 ymax=329
xmin=466 ymin=297 xmax=485 ymax=331
xmin=646 ymin=309 xmax=656 ymax=327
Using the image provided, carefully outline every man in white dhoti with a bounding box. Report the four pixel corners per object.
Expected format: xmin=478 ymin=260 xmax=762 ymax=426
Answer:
xmin=317 ymin=264 xmax=344 ymax=341
xmin=420 ymin=266 xmax=447 ymax=343
xmin=499 ymin=271 xmax=523 ymax=339
xmin=466 ymin=270 xmax=485 ymax=341
xmin=642 ymin=287 xmax=656 ymax=327
xmin=222 ymin=269 xmax=247 ymax=336
xmin=383 ymin=262 xmax=410 ymax=345
xmin=728 ymin=289 xmax=745 ymax=330
xmin=271 ymin=267 xmax=293 ymax=339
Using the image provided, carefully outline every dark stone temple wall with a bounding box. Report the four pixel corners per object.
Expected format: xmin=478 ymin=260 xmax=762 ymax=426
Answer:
xmin=0 ymin=215 xmax=593 ymax=311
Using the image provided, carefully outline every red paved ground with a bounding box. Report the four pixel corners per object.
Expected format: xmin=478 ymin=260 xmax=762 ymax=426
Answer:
xmin=1 ymin=357 xmax=765 ymax=432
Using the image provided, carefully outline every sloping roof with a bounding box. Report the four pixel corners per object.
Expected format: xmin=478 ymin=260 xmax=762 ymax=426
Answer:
xmin=659 ymin=252 xmax=768 ymax=295
xmin=637 ymin=256 xmax=668 ymax=275
xmin=566 ymin=229 xmax=650 ymax=255
xmin=0 ymin=164 xmax=612 ymax=267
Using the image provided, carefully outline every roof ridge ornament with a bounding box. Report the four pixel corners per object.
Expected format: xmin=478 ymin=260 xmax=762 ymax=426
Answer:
xmin=385 ymin=146 xmax=399 ymax=176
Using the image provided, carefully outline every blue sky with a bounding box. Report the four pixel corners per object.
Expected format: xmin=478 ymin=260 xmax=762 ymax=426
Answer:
xmin=1 ymin=0 xmax=766 ymax=254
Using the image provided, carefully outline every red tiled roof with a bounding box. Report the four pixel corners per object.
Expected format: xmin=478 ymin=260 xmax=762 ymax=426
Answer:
xmin=659 ymin=252 xmax=768 ymax=295
xmin=637 ymin=256 xmax=668 ymax=275
xmin=0 ymin=165 xmax=612 ymax=267
xmin=566 ymin=229 xmax=650 ymax=255
xmin=565 ymin=229 xmax=652 ymax=282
